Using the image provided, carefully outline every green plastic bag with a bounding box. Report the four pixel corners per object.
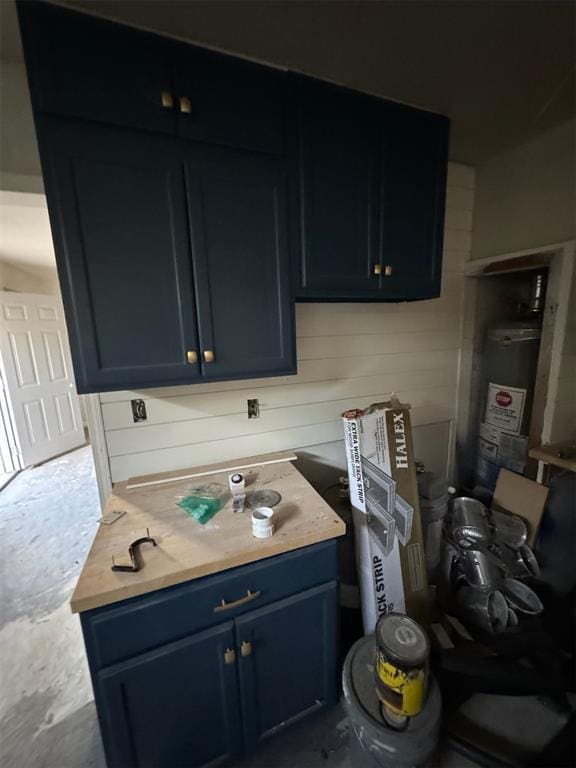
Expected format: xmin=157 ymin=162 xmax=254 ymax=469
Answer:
xmin=177 ymin=483 xmax=223 ymax=525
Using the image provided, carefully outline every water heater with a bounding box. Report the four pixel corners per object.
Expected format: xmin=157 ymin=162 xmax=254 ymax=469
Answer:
xmin=475 ymin=323 xmax=541 ymax=489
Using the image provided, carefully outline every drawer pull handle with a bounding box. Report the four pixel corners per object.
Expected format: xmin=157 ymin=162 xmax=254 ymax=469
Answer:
xmin=224 ymin=648 xmax=236 ymax=665
xmin=179 ymin=96 xmax=192 ymax=114
xmin=384 ymin=265 xmax=393 ymax=276
xmin=203 ymin=349 xmax=215 ymax=363
xmin=161 ymin=90 xmax=174 ymax=109
xmin=241 ymin=640 xmax=252 ymax=657
xmin=186 ymin=350 xmax=198 ymax=364
xmin=373 ymin=264 xmax=382 ymax=276
xmin=214 ymin=589 xmax=261 ymax=613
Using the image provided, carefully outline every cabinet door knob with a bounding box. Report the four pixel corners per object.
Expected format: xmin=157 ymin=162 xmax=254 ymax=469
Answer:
xmin=224 ymin=648 xmax=236 ymax=665
xmin=241 ymin=640 xmax=252 ymax=658
xmin=384 ymin=265 xmax=393 ymax=276
xmin=203 ymin=349 xmax=215 ymax=363
xmin=161 ymin=91 xmax=174 ymax=109
xmin=179 ymin=96 xmax=192 ymax=114
xmin=186 ymin=350 xmax=198 ymax=364
xmin=373 ymin=264 xmax=382 ymax=276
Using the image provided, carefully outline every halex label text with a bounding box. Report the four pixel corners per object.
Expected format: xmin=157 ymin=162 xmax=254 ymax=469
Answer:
xmin=393 ymin=412 xmax=409 ymax=469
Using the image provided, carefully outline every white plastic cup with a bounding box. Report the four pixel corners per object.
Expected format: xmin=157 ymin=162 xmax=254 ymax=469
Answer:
xmin=252 ymin=506 xmax=274 ymax=538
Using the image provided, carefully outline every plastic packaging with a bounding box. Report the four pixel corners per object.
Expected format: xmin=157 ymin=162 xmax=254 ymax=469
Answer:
xmin=177 ymin=483 xmax=224 ymax=525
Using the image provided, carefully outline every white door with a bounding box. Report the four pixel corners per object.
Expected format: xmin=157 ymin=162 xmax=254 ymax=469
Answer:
xmin=0 ymin=292 xmax=84 ymax=467
xmin=0 ymin=368 xmax=20 ymax=473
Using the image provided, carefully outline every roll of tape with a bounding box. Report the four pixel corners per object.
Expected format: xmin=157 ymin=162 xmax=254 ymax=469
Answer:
xmin=229 ymin=472 xmax=245 ymax=494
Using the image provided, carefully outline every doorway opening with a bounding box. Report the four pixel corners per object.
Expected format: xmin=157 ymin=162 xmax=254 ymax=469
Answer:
xmin=456 ymin=242 xmax=575 ymax=491
xmin=0 ymin=291 xmax=86 ymax=481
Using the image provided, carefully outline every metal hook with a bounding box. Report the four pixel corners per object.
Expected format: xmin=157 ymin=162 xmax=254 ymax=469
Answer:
xmin=111 ymin=528 xmax=157 ymax=572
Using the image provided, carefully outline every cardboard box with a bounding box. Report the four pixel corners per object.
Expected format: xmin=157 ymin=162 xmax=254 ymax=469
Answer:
xmin=493 ymin=468 xmax=548 ymax=546
xmin=342 ymin=400 xmax=428 ymax=631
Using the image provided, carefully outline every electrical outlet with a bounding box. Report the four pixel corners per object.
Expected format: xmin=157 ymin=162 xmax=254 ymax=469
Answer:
xmin=131 ymin=399 xmax=147 ymax=422
xmin=247 ymin=399 xmax=260 ymax=419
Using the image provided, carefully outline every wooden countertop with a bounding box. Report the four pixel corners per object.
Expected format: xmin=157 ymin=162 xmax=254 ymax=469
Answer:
xmin=71 ymin=452 xmax=345 ymax=613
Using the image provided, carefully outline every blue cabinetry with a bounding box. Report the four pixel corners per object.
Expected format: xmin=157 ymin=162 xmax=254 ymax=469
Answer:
xmin=19 ymin=0 xmax=450 ymax=393
xmin=378 ymin=106 xmax=449 ymax=300
xmin=293 ymin=77 xmax=449 ymax=301
xmin=292 ymin=79 xmax=381 ymax=298
xmin=38 ymin=118 xmax=295 ymax=392
xmin=98 ymin=623 xmax=242 ymax=768
xmin=39 ymin=118 xmax=203 ymax=391
xmin=80 ymin=542 xmax=339 ymax=768
xmin=236 ymin=582 xmax=338 ymax=750
xmin=18 ymin=0 xmax=176 ymax=135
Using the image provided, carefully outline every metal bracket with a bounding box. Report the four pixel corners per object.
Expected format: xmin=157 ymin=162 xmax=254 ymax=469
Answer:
xmin=111 ymin=528 xmax=157 ymax=572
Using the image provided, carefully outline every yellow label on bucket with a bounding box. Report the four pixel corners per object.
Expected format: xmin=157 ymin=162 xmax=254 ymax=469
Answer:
xmin=376 ymin=656 xmax=426 ymax=717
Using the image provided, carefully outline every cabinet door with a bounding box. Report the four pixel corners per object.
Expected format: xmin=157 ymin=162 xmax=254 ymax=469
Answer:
xmin=294 ymin=80 xmax=381 ymax=298
xmin=379 ymin=107 xmax=449 ymax=300
xmin=40 ymin=118 xmax=201 ymax=392
xmin=235 ymin=581 xmax=338 ymax=750
xmin=97 ymin=622 xmax=242 ymax=768
xmin=185 ymin=147 xmax=295 ymax=380
xmin=175 ymin=45 xmax=286 ymax=154
xmin=18 ymin=1 xmax=176 ymax=134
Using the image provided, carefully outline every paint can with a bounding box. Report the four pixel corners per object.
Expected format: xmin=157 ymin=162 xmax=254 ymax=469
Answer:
xmin=374 ymin=613 xmax=429 ymax=720
xmin=343 ymin=635 xmax=441 ymax=767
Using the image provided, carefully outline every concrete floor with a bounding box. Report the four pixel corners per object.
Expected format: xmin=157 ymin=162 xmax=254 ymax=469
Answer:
xmin=0 ymin=446 xmax=103 ymax=768
xmin=1 ymin=445 xmax=565 ymax=768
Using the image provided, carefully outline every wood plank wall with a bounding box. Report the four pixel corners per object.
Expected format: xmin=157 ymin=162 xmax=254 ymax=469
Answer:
xmin=550 ymin=269 xmax=576 ymax=443
xmin=98 ymin=162 xmax=474 ymax=484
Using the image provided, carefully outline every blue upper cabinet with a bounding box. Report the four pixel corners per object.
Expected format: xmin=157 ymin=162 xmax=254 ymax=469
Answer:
xmin=40 ymin=118 xmax=203 ymax=393
xmin=17 ymin=1 xmax=176 ymax=135
xmin=292 ymin=77 xmax=449 ymax=302
xmin=174 ymin=44 xmax=286 ymax=154
xmin=19 ymin=1 xmax=449 ymax=393
xmin=20 ymin=4 xmax=295 ymax=393
xmin=18 ymin=1 xmax=286 ymax=154
xmin=378 ymin=106 xmax=449 ymax=300
xmin=185 ymin=147 xmax=295 ymax=379
xmin=292 ymin=78 xmax=381 ymax=299
xmin=39 ymin=119 xmax=295 ymax=393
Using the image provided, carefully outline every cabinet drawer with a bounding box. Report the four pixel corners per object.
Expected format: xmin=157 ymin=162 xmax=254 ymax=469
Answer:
xmin=82 ymin=540 xmax=337 ymax=670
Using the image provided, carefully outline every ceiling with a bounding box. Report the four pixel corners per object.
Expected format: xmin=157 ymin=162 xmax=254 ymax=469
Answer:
xmin=1 ymin=0 xmax=574 ymax=164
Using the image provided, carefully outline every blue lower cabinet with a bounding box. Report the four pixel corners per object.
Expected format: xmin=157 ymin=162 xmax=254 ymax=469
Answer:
xmin=97 ymin=621 xmax=242 ymax=768
xmin=236 ymin=582 xmax=338 ymax=750
xmin=82 ymin=543 xmax=339 ymax=767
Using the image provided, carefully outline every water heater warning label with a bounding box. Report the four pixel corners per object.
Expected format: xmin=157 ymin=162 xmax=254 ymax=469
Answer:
xmin=485 ymin=383 xmax=526 ymax=434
